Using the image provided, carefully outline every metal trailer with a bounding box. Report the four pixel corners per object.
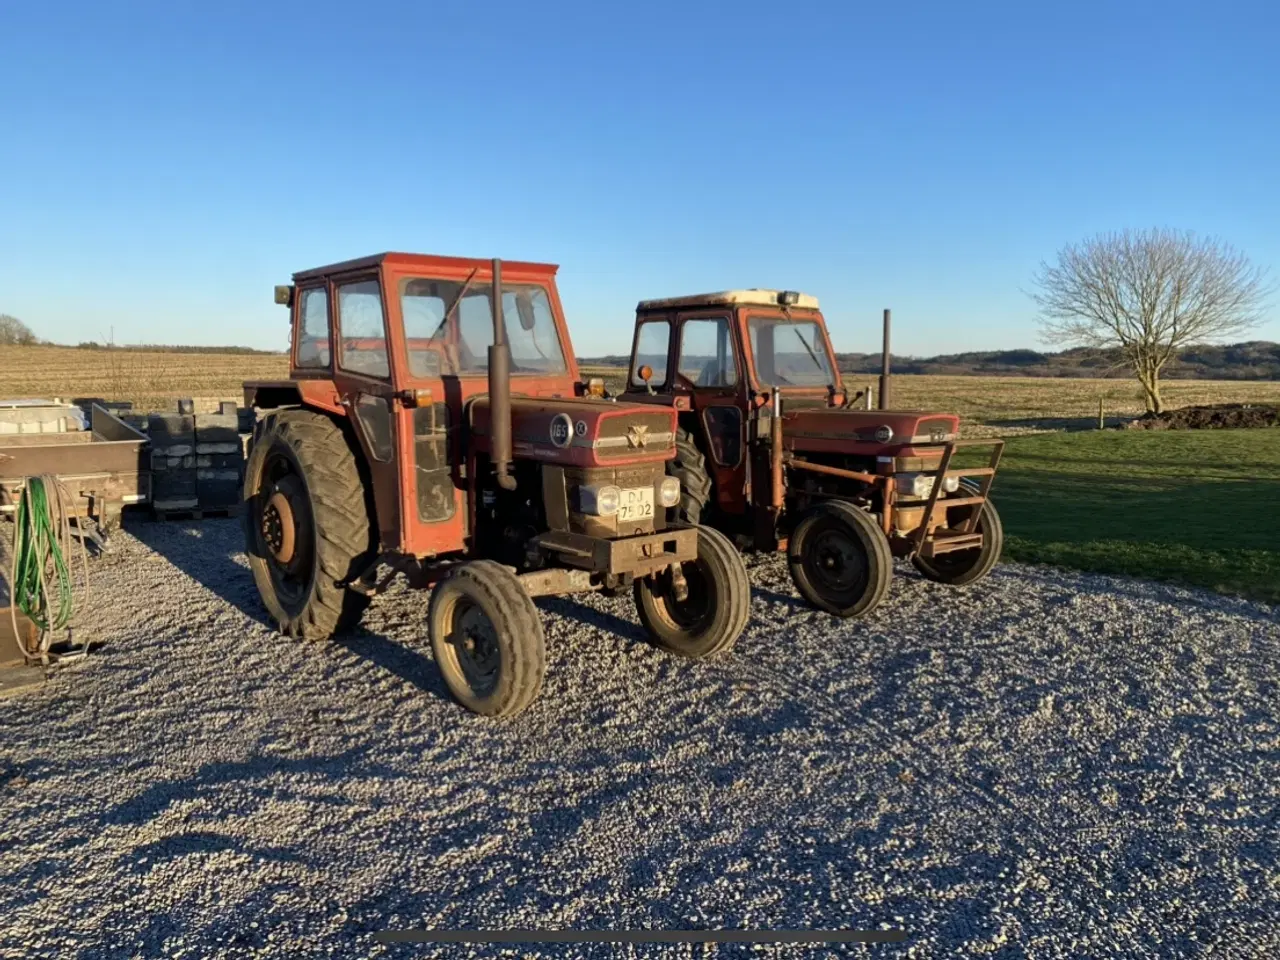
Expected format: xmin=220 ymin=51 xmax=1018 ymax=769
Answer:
xmin=0 ymin=402 xmax=150 ymax=531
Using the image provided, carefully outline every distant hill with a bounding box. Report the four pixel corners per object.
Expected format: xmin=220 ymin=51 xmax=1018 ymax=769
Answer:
xmin=580 ymin=341 xmax=1280 ymax=381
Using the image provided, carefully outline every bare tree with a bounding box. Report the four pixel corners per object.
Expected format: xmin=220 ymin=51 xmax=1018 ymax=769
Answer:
xmin=1031 ymin=229 xmax=1271 ymax=413
xmin=0 ymin=314 xmax=38 ymax=346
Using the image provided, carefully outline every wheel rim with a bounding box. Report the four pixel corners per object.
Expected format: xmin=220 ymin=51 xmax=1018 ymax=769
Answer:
xmin=803 ymin=521 xmax=868 ymax=603
xmin=657 ymin=559 xmax=714 ymax=631
xmin=262 ymin=491 xmax=297 ymax=563
xmin=440 ymin=597 xmax=501 ymax=697
xmin=254 ymin=454 xmax=314 ymax=610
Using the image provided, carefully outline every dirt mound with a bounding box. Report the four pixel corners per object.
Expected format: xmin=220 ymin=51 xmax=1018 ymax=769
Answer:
xmin=1124 ymin=403 xmax=1280 ymax=430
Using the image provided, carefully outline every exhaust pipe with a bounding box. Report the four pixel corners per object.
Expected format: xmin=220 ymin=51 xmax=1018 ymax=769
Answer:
xmin=878 ymin=307 xmax=892 ymax=411
xmin=488 ymin=258 xmax=517 ymax=491
xmin=770 ymin=388 xmax=784 ymax=512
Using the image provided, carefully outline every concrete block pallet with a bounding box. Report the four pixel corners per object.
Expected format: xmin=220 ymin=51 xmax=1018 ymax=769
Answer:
xmin=147 ymin=400 xmax=246 ymax=519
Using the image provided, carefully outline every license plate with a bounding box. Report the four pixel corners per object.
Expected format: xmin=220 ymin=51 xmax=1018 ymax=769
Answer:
xmin=617 ymin=486 xmax=654 ymax=521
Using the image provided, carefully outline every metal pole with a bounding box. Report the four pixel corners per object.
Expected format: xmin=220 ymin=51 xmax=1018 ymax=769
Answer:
xmin=878 ymin=308 xmax=892 ymax=411
xmin=770 ymin=388 xmax=784 ymax=511
xmin=488 ymin=258 xmax=516 ymax=490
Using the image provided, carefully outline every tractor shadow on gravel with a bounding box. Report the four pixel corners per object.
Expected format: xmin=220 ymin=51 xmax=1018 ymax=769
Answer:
xmin=124 ymin=514 xmax=276 ymax=630
xmin=535 ymin=595 xmax=650 ymax=644
xmin=124 ymin=515 xmax=455 ymax=703
xmin=337 ymin=625 xmax=454 ymax=704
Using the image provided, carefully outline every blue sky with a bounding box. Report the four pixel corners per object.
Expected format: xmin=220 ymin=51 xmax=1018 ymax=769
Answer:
xmin=1 ymin=0 xmax=1277 ymax=357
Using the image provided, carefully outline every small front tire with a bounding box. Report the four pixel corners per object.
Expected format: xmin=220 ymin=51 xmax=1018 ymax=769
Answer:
xmin=912 ymin=485 xmax=1004 ymax=586
xmin=428 ymin=561 xmax=546 ymax=717
xmin=787 ymin=501 xmax=893 ymax=618
xmin=634 ymin=525 xmax=750 ymax=659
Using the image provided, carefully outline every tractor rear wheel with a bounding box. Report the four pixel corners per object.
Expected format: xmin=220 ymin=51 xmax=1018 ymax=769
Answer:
xmin=428 ymin=560 xmax=546 ymax=717
xmin=243 ymin=409 xmax=376 ymax=640
xmin=912 ymin=485 xmax=1004 ymax=586
xmin=634 ymin=525 xmax=750 ymax=659
xmin=666 ymin=427 xmax=712 ymax=524
xmin=787 ymin=501 xmax=893 ymax=618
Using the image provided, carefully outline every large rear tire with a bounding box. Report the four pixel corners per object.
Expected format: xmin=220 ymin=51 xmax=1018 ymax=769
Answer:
xmin=787 ymin=501 xmax=893 ymax=618
xmin=243 ymin=409 xmax=376 ymax=640
xmin=666 ymin=427 xmax=712 ymax=525
xmin=912 ymin=483 xmax=1004 ymax=586
xmin=428 ymin=560 xmax=546 ymax=717
xmin=634 ymin=525 xmax=750 ymax=659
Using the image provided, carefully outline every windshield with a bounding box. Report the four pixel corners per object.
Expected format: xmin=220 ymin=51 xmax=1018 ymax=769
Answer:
xmin=400 ymin=278 xmax=568 ymax=378
xmin=748 ymin=316 xmax=836 ymax=387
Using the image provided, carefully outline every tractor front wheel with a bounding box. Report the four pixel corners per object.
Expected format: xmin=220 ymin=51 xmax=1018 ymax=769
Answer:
xmin=787 ymin=501 xmax=893 ymax=618
xmin=912 ymin=489 xmax=1004 ymax=586
xmin=429 ymin=560 xmax=546 ymax=717
xmin=634 ymin=525 xmax=750 ymax=659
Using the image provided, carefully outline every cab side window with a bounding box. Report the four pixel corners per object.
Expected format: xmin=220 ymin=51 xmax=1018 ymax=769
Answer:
xmin=630 ymin=320 xmax=671 ymax=387
xmin=677 ymin=317 xmax=737 ymax=387
xmin=337 ymin=279 xmax=390 ymax=379
xmin=295 ymin=286 xmax=330 ymax=368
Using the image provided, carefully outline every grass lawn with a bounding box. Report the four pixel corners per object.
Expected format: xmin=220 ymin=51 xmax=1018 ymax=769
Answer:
xmin=989 ymin=428 xmax=1280 ymax=604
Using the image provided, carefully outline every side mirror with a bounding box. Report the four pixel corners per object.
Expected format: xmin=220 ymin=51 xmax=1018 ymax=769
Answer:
xmin=516 ymin=293 xmax=537 ymax=332
xmin=274 ymin=285 xmax=295 ymax=307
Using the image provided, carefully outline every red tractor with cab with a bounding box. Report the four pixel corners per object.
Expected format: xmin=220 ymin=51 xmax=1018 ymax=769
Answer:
xmin=621 ymin=290 xmax=1004 ymax=618
xmin=241 ymin=253 xmax=750 ymax=717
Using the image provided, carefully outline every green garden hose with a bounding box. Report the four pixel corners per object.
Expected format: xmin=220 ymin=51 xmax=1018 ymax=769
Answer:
xmin=8 ymin=474 xmax=89 ymax=660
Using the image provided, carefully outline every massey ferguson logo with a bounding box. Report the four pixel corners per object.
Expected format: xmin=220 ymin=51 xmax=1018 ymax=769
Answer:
xmin=626 ymin=424 xmax=650 ymax=449
xmin=549 ymin=414 xmax=573 ymax=448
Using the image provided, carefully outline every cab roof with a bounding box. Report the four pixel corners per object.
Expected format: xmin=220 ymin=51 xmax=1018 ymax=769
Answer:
xmin=292 ymin=251 xmax=560 ymax=282
xmin=637 ymin=289 xmax=820 ymax=311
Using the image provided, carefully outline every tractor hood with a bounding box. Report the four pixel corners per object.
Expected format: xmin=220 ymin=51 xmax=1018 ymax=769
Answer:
xmin=781 ymin=407 xmax=961 ymax=455
xmin=470 ymin=396 xmax=676 ymax=468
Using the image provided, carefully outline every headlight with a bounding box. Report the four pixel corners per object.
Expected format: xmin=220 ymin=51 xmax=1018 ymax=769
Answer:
xmin=580 ymin=484 xmax=621 ymax=516
xmin=894 ymin=473 xmax=926 ymax=499
xmin=897 ymin=473 xmax=934 ymax=499
xmin=898 ymin=473 xmax=962 ymax=499
xmin=658 ymin=476 xmax=681 ymax=508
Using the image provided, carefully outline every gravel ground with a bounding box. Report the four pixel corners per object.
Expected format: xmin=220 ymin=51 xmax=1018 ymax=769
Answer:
xmin=1 ymin=518 xmax=1278 ymax=959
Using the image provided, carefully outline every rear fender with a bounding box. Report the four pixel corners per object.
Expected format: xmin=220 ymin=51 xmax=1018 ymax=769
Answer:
xmin=243 ymin=388 xmax=382 ymax=552
xmin=243 ymin=379 xmax=344 ymax=416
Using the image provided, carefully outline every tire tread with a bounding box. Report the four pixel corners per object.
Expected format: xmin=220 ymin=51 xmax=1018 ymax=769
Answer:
xmin=668 ymin=427 xmax=712 ymax=525
xmin=429 ymin=560 xmax=546 ymax=717
xmin=243 ymin=409 xmax=375 ymax=640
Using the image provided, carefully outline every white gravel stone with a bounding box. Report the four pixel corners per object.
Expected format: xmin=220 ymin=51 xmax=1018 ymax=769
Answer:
xmin=1 ymin=518 xmax=1277 ymax=958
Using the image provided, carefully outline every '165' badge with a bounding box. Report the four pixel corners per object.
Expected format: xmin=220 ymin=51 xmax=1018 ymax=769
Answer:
xmin=549 ymin=413 xmax=573 ymax=448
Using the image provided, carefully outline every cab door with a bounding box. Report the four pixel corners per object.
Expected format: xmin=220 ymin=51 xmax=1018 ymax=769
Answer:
xmin=673 ymin=311 xmax=749 ymax=515
xmin=395 ymin=274 xmax=479 ymax=559
xmin=330 ymin=272 xmax=406 ymax=551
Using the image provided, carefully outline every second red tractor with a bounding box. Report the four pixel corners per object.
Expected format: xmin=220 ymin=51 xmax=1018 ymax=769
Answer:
xmin=621 ymin=289 xmax=1005 ymax=618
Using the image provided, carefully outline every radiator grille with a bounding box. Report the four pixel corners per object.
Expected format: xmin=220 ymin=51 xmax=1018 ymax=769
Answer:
xmin=593 ymin=413 xmax=674 ymax=459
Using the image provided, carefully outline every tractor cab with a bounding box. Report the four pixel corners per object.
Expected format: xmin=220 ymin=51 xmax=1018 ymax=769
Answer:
xmin=626 ymin=288 xmax=840 ymax=406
